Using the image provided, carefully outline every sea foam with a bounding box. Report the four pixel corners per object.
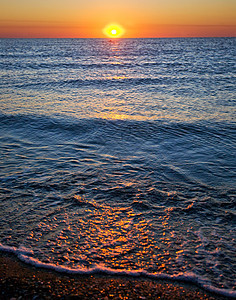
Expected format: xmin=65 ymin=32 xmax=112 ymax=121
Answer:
xmin=0 ymin=243 xmax=235 ymax=298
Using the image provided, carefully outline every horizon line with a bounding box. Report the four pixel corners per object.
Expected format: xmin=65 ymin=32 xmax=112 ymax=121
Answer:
xmin=0 ymin=36 xmax=236 ymax=39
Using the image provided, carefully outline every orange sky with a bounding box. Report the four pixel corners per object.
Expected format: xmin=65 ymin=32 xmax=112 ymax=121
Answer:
xmin=0 ymin=0 xmax=236 ymax=38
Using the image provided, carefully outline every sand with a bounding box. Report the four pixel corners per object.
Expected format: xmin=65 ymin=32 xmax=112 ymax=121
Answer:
xmin=0 ymin=253 xmax=228 ymax=300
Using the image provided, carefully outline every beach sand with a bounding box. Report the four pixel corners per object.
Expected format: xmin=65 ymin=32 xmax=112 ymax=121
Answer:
xmin=0 ymin=253 xmax=228 ymax=300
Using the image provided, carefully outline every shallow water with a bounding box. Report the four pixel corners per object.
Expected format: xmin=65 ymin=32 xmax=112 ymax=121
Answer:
xmin=0 ymin=38 xmax=235 ymax=297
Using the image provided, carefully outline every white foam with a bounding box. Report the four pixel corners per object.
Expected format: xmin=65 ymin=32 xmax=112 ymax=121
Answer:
xmin=1 ymin=243 xmax=235 ymax=298
xmin=0 ymin=243 xmax=34 ymax=255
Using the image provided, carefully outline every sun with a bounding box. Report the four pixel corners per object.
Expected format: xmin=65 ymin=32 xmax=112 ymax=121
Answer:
xmin=103 ymin=24 xmax=125 ymax=38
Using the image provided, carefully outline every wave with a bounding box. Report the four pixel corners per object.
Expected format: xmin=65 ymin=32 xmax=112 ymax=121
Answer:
xmin=3 ymin=75 xmax=234 ymax=96
xmin=1 ymin=113 xmax=235 ymax=189
xmin=0 ymin=61 xmax=163 ymax=71
xmin=1 ymin=112 xmax=235 ymax=135
xmin=10 ymin=77 xmax=169 ymax=90
xmin=0 ymin=243 xmax=235 ymax=298
xmin=1 ymin=112 xmax=234 ymax=190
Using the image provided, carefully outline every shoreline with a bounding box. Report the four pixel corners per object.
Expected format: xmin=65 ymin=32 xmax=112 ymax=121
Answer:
xmin=0 ymin=252 xmax=228 ymax=300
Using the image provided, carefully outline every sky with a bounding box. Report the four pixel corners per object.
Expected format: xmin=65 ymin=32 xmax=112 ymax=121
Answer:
xmin=0 ymin=0 xmax=236 ymax=38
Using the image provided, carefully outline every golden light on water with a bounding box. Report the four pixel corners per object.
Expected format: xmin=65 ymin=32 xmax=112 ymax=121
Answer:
xmin=103 ymin=23 xmax=125 ymax=38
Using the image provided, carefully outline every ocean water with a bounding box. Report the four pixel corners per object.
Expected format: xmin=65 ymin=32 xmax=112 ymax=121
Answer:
xmin=0 ymin=38 xmax=235 ymax=297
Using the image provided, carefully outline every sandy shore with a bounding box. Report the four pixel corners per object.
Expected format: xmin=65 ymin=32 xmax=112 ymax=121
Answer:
xmin=0 ymin=253 xmax=228 ymax=300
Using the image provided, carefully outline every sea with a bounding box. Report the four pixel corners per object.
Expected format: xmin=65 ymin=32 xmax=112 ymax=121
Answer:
xmin=0 ymin=38 xmax=235 ymax=297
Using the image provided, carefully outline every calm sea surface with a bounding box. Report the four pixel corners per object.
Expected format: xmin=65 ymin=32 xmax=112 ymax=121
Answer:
xmin=0 ymin=38 xmax=235 ymax=297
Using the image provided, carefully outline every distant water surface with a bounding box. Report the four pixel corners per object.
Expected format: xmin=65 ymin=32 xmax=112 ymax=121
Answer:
xmin=0 ymin=38 xmax=235 ymax=297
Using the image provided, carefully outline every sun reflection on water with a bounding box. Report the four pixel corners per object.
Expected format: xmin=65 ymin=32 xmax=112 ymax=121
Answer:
xmin=26 ymin=194 xmax=163 ymax=270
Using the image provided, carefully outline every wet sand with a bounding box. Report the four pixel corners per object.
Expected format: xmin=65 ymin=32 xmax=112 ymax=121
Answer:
xmin=0 ymin=253 xmax=227 ymax=300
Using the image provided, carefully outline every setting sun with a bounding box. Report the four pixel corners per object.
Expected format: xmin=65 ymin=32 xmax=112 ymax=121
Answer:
xmin=103 ymin=24 xmax=125 ymax=38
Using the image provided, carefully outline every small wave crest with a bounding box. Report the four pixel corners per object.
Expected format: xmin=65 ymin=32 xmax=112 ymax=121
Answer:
xmin=12 ymin=76 xmax=164 ymax=90
xmin=1 ymin=112 xmax=235 ymax=138
xmin=1 ymin=112 xmax=235 ymax=190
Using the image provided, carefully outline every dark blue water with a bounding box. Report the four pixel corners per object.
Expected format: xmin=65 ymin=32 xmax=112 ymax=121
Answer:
xmin=0 ymin=38 xmax=235 ymax=297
